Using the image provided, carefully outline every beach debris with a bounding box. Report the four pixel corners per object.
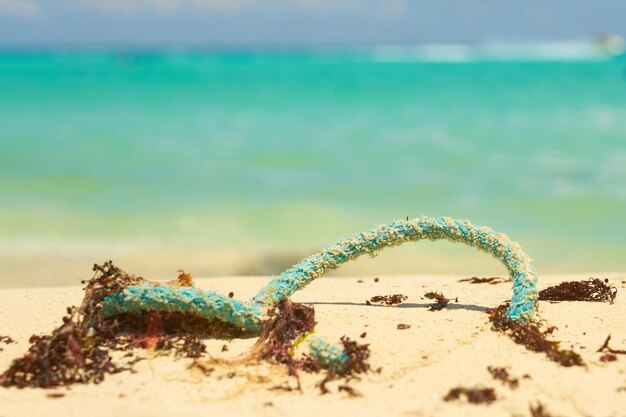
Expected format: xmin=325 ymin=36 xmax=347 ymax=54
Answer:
xmin=318 ymin=336 xmax=370 ymax=395
xmin=0 ymin=262 xmax=148 ymax=388
xmin=487 ymin=366 xmax=520 ymax=389
xmin=0 ymin=307 xmax=129 ymax=388
xmin=172 ymin=270 xmax=193 ymax=287
xmin=529 ymin=402 xmax=560 ymax=417
xmin=597 ymin=335 xmax=626 ymax=357
xmin=338 ymin=384 xmax=362 ymax=397
xmin=0 ymin=262 xmax=242 ymax=388
xmin=0 ymin=335 xmax=15 ymax=345
xmin=1 ymin=216 xmax=542 ymax=393
xmin=189 ymin=362 xmax=214 ymax=376
xmin=397 ymin=324 xmax=411 ymax=330
xmin=459 ymin=277 xmax=505 ymax=284
xmin=424 ymin=291 xmax=452 ymax=311
xmin=249 ymin=298 xmax=317 ymax=389
xmin=538 ymin=278 xmax=617 ymax=303
xmin=367 ymin=294 xmax=407 ymax=306
xmin=0 ymin=335 xmax=15 ymax=351
xmin=443 ymin=386 xmax=496 ymax=404
xmin=488 ymin=302 xmax=583 ymax=367
xmin=600 ymin=353 xmax=617 ymax=362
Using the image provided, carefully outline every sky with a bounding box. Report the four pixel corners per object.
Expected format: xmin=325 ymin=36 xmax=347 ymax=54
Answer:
xmin=0 ymin=0 xmax=625 ymax=46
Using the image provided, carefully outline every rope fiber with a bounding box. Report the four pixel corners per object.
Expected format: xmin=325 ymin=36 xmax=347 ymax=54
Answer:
xmin=103 ymin=216 xmax=538 ymax=368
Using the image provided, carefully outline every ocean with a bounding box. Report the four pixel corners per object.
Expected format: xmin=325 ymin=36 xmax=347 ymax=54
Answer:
xmin=1 ymin=45 xmax=625 ymax=285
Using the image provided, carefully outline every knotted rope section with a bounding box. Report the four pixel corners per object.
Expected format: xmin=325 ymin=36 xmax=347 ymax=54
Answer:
xmin=103 ymin=216 xmax=538 ymax=368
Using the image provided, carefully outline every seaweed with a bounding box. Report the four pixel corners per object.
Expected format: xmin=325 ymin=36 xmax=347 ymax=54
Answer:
xmin=529 ymin=402 xmax=559 ymax=417
xmin=0 ymin=262 xmax=234 ymax=388
xmin=247 ymin=298 xmax=317 ymax=389
xmin=599 ymin=353 xmax=617 ymax=362
xmin=171 ymin=270 xmax=193 ymax=287
xmin=538 ymin=278 xmax=617 ymax=303
xmin=443 ymin=386 xmax=496 ymax=404
xmin=0 ymin=335 xmax=15 ymax=345
xmin=424 ymin=291 xmax=451 ymax=311
xmin=597 ymin=335 xmax=626 ymax=357
xmin=0 ymin=307 xmax=129 ymax=388
xmin=597 ymin=334 xmax=626 ymax=354
xmin=368 ymin=294 xmax=407 ymax=306
xmin=488 ymin=303 xmax=583 ymax=367
xmin=0 ymin=261 xmax=147 ymax=388
xmin=487 ymin=366 xmax=519 ymax=389
xmin=1 ymin=261 xmax=372 ymax=394
xmin=336 ymin=337 xmax=370 ymax=376
xmin=459 ymin=277 xmax=505 ymax=284
xmin=252 ymin=298 xmax=316 ymax=365
xmin=337 ymin=384 xmax=362 ymax=397
xmin=0 ymin=335 xmax=15 ymax=352
xmin=319 ymin=337 xmax=370 ymax=394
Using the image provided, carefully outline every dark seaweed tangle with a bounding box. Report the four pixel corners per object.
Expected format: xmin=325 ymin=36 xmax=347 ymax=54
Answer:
xmin=539 ymin=278 xmax=616 ymax=303
xmin=489 ymin=303 xmax=583 ymax=367
xmin=0 ymin=262 xmax=145 ymax=388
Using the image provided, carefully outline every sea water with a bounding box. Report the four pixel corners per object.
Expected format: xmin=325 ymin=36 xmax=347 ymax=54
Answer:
xmin=1 ymin=47 xmax=625 ymax=283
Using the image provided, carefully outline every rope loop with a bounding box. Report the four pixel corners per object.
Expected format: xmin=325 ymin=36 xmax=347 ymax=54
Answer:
xmin=103 ymin=216 xmax=539 ymax=366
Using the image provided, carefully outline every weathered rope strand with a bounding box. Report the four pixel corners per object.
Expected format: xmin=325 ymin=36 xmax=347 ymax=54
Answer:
xmin=253 ymin=216 xmax=537 ymax=321
xmin=102 ymin=216 xmax=538 ymax=367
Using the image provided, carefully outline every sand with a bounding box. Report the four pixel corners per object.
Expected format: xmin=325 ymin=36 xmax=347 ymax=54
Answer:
xmin=0 ymin=273 xmax=625 ymax=417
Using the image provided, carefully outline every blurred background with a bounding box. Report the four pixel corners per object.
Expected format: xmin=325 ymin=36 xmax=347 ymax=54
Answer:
xmin=1 ymin=1 xmax=625 ymax=287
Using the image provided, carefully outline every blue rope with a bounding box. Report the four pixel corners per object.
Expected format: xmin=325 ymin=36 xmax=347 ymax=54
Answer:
xmin=102 ymin=216 xmax=538 ymax=368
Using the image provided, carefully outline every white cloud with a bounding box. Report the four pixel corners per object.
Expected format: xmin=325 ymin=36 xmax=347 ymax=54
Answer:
xmin=0 ymin=0 xmax=41 ymax=17
xmin=68 ymin=0 xmax=403 ymax=15
xmin=71 ymin=0 xmax=245 ymax=14
xmin=0 ymin=0 xmax=408 ymax=18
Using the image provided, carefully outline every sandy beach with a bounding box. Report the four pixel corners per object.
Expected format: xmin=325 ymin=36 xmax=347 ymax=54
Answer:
xmin=1 ymin=273 xmax=624 ymax=417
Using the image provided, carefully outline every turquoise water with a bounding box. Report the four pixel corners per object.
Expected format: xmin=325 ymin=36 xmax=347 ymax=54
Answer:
xmin=1 ymin=49 xmax=625 ymax=278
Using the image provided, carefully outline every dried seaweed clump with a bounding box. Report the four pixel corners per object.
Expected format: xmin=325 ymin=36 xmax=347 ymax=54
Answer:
xmin=488 ymin=303 xmax=583 ymax=367
xmin=538 ymin=278 xmax=617 ymax=303
xmin=596 ymin=335 xmax=626 ymax=362
xmin=459 ymin=277 xmax=505 ymax=284
xmin=246 ymin=298 xmax=370 ymax=394
xmin=247 ymin=298 xmax=318 ymax=388
xmin=424 ymin=291 xmax=452 ymax=311
xmin=251 ymin=298 xmax=316 ymax=364
xmin=443 ymin=386 xmax=496 ymax=404
xmin=530 ymin=402 xmax=560 ymax=417
xmin=0 ymin=262 xmax=145 ymax=388
xmin=487 ymin=366 xmax=519 ymax=389
xmin=0 ymin=335 xmax=15 ymax=351
xmin=0 ymin=335 xmax=15 ymax=344
xmin=367 ymin=294 xmax=407 ymax=306
xmin=319 ymin=336 xmax=371 ymax=395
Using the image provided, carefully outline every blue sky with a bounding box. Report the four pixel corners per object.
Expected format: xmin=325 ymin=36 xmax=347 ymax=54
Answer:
xmin=1 ymin=0 xmax=625 ymax=46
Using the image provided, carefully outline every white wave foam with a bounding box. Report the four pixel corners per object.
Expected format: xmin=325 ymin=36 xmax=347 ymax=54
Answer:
xmin=370 ymin=40 xmax=618 ymax=63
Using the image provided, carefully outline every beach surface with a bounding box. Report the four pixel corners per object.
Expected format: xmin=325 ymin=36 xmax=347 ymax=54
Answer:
xmin=1 ymin=273 xmax=624 ymax=417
